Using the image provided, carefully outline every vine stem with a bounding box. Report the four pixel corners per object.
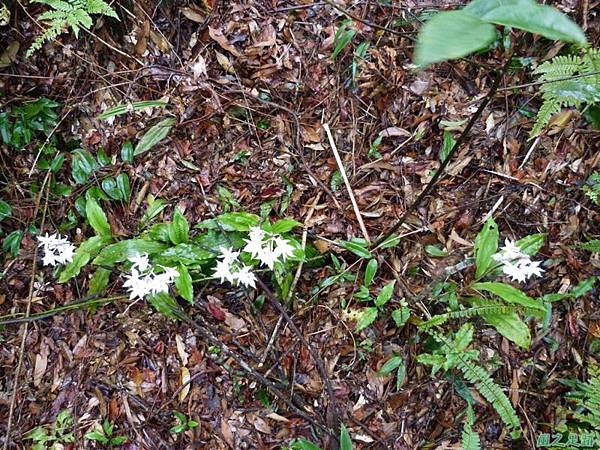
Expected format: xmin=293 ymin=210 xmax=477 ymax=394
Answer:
xmin=373 ymin=55 xmax=514 ymax=249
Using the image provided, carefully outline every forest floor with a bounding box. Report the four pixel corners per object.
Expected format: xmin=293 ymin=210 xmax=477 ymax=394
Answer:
xmin=1 ymin=1 xmax=599 ymax=449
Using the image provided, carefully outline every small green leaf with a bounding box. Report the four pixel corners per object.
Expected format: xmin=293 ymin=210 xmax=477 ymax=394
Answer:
xmin=355 ymin=306 xmax=378 ymax=331
xmin=121 ymin=140 xmax=134 ymax=163
xmin=516 ymin=233 xmax=546 ymax=256
xmin=175 ymin=264 xmax=193 ymax=303
xmin=88 ymin=267 xmax=111 ymax=296
xmin=377 ymin=355 xmax=403 ymax=376
xmin=2 ymin=230 xmax=23 ymax=257
xmin=340 ymin=239 xmax=372 ymax=259
xmin=332 ymin=21 xmax=356 ymax=60
xmin=425 ymin=244 xmax=448 ymax=257
xmin=339 ymin=423 xmax=353 ymax=450
xmin=59 ymin=236 xmax=111 ymax=282
xmin=482 ymin=310 xmax=531 ymax=349
xmin=141 ymin=196 xmax=167 ymax=226
xmin=49 ymin=153 xmax=65 ymax=172
xmin=439 ymin=130 xmax=456 ymax=163
xmin=110 ymin=435 xmax=127 ymax=445
xmin=168 ymin=209 xmax=189 ymax=244
xmin=0 ymin=199 xmax=12 ymax=221
xmin=472 ymin=281 xmax=545 ymax=311
xmin=571 ymin=276 xmax=597 ymax=298
xmin=375 ymin=280 xmax=395 ymax=307
xmin=213 ymin=212 xmax=260 ymax=231
xmin=392 ymin=307 xmax=410 ymax=328
xmin=86 ymin=197 xmax=111 ymax=237
xmin=101 ymin=177 xmax=121 ymax=200
xmin=96 ymin=148 xmax=111 ymax=166
xmin=268 ymin=218 xmax=302 ymax=234
xmin=134 ymin=117 xmax=176 ymax=156
xmin=578 ymin=240 xmax=600 ymax=253
xmin=85 ymin=430 xmax=109 ymax=445
xmin=289 ymin=439 xmax=322 ymax=450
xmin=377 ymin=233 xmax=401 ymax=249
xmin=116 ymin=173 xmax=130 ymax=201
xmin=414 ymin=11 xmax=497 ymax=67
xmin=474 ymin=217 xmax=499 ymax=278
xmin=71 ymin=148 xmax=99 ymax=184
xmin=396 ymin=362 xmax=406 ymax=391
xmin=148 ymin=292 xmax=179 ymax=319
xmin=364 ymin=259 xmax=378 ymax=287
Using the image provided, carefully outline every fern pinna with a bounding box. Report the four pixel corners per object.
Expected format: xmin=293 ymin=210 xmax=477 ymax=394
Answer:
xmin=28 ymin=0 xmax=118 ymax=56
xmin=531 ymin=49 xmax=600 ymax=138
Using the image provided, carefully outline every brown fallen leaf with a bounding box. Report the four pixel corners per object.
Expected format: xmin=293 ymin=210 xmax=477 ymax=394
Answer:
xmin=179 ymin=367 xmax=191 ymax=402
xmin=33 ymin=339 xmax=49 ymax=387
xmin=0 ymin=41 xmax=19 ymax=69
xmin=208 ymin=26 xmax=241 ymax=57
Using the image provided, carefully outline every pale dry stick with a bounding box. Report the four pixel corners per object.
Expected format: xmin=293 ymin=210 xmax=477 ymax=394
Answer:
xmin=259 ymin=192 xmax=323 ymax=366
xmin=519 ymin=135 xmax=541 ymax=170
xmin=3 ymin=172 xmax=51 ymax=450
xmin=323 ymin=123 xmax=371 ymax=244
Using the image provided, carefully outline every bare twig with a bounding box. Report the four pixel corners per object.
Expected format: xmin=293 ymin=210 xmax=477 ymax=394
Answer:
xmin=3 ymin=172 xmax=51 ymax=450
xmin=373 ymin=55 xmax=514 ymax=249
xmin=323 ymin=123 xmax=371 ymax=244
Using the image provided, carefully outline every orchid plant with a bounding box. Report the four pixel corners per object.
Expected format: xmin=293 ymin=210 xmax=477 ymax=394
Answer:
xmin=37 ymin=195 xmax=303 ymax=318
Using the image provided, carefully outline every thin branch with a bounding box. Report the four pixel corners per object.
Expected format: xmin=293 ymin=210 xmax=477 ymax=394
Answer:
xmin=498 ymin=70 xmax=600 ymax=92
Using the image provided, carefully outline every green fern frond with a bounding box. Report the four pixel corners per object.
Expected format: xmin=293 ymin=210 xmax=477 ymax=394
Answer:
xmin=420 ymin=304 xmax=517 ymax=330
xmin=531 ymin=49 xmax=600 ymax=138
xmin=582 ymin=172 xmax=600 ymax=206
xmin=27 ymin=0 xmax=117 ymax=56
xmin=461 ymin=404 xmax=481 ymax=450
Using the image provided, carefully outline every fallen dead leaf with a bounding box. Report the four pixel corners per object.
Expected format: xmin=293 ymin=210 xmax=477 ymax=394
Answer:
xmin=179 ymin=367 xmax=191 ymax=402
xmin=209 ymin=26 xmax=241 ymax=57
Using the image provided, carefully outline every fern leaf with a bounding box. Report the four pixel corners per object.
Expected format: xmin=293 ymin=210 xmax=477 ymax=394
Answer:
xmin=457 ymin=359 xmax=521 ymax=437
xmin=86 ymin=0 xmax=118 ymax=18
xmin=462 ymin=405 xmax=481 ymax=450
xmin=531 ymin=97 xmax=563 ymax=138
xmin=420 ymin=304 xmax=517 ymax=330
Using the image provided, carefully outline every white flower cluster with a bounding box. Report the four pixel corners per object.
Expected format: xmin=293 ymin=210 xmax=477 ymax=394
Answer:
xmin=38 ymin=233 xmax=76 ymax=267
xmin=493 ymin=239 xmax=544 ymax=283
xmin=123 ymin=253 xmax=179 ymax=300
xmin=243 ymin=226 xmax=295 ymax=270
xmin=213 ymin=247 xmax=257 ymax=288
xmin=212 ymin=226 xmax=295 ymax=289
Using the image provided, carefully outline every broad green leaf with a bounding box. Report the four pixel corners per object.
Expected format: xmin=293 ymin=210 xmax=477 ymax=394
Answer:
xmin=134 ymin=117 xmax=176 ymax=156
xmin=377 ymin=355 xmax=403 ymax=376
xmin=96 ymin=148 xmax=111 ymax=166
xmin=85 ymin=430 xmax=109 ymax=445
xmin=0 ymin=199 xmax=12 ymax=221
xmin=472 ymin=281 xmax=545 ymax=311
xmin=332 ymin=24 xmax=356 ymax=60
xmin=571 ymin=276 xmax=597 ymax=298
xmin=480 ymin=2 xmax=587 ymax=45
xmin=93 ymin=239 xmax=167 ymax=265
xmin=101 ymin=177 xmax=121 ymax=200
xmin=97 ymin=100 xmax=168 ymax=120
xmin=197 ymin=212 xmax=260 ymax=232
xmin=340 ymin=239 xmax=372 ymax=259
xmin=2 ymin=230 xmax=22 ymax=257
xmin=86 ymin=197 xmax=111 ymax=237
xmin=121 ymin=140 xmax=133 ymax=163
xmin=148 ymin=292 xmax=179 ymax=319
xmin=375 ymin=280 xmax=395 ymax=307
xmin=141 ymin=195 xmax=167 ymax=226
xmin=364 ymin=259 xmax=378 ymax=287
xmin=396 ymin=361 xmax=406 ymax=390
xmin=516 ymin=233 xmax=546 ymax=256
xmin=474 ymin=217 xmax=499 ymax=278
xmin=155 ymin=243 xmax=213 ymax=266
xmin=88 ymin=267 xmax=111 ymax=296
xmin=50 ymin=153 xmax=65 ymax=172
xmin=268 ymin=218 xmax=302 ymax=234
xmin=392 ymin=307 xmax=410 ymax=328
xmin=168 ymin=209 xmax=189 ymax=244
xmin=414 ymin=11 xmax=496 ymax=67
xmin=439 ymin=130 xmax=456 ymax=163
xmin=175 ymin=264 xmax=193 ymax=303
xmin=290 ymin=439 xmax=322 ymax=450
xmin=470 ymin=296 xmax=530 ymax=348
xmin=147 ymin=223 xmax=171 ymax=242
xmin=59 ymin=236 xmax=111 ymax=282
xmin=339 ymin=424 xmax=353 ymax=450
xmin=355 ymin=306 xmax=378 ymax=332
xmin=464 ymin=0 xmax=521 ymax=16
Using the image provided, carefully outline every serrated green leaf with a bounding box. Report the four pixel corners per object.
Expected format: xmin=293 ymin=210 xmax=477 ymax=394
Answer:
xmin=86 ymin=197 xmax=111 ymax=237
xmin=375 ymin=280 xmax=395 ymax=307
xmin=472 ymin=281 xmax=545 ymax=311
xmin=355 ymin=306 xmax=378 ymax=331
xmin=364 ymin=259 xmax=378 ymax=287
xmin=93 ymin=239 xmax=167 ymax=265
xmin=134 ymin=117 xmax=175 ymax=156
xmin=474 ymin=217 xmax=499 ymax=278
xmin=175 ymin=264 xmax=193 ymax=303
xmin=59 ymin=236 xmax=111 ymax=282
xmin=414 ymin=11 xmax=497 ymax=67
xmin=168 ymin=209 xmax=189 ymax=244
xmin=579 ymin=239 xmax=600 ymax=253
